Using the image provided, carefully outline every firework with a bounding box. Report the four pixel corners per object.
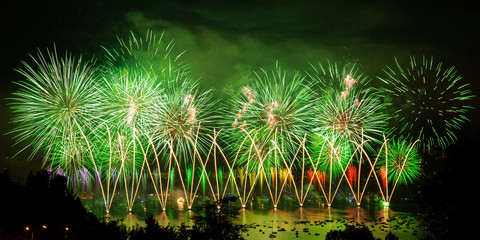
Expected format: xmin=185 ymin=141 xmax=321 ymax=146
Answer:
xmin=248 ymin=64 xmax=316 ymax=138
xmin=310 ymin=132 xmax=352 ymax=180
xmin=308 ymin=62 xmax=389 ymax=147
xmin=9 ymin=47 xmax=100 ymax=181
xmin=100 ymin=70 xmax=161 ymax=134
xmin=226 ymin=62 xmax=315 ymax=171
xmin=149 ymin=79 xmax=217 ymax=161
xmin=378 ymin=56 xmax=475 ymax=150
xmin=377 ymin=138 xmax=422 ymax=186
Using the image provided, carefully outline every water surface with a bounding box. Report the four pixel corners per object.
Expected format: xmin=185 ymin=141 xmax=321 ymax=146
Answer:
xmin=82 ymin=194 xmax=424 ymax=239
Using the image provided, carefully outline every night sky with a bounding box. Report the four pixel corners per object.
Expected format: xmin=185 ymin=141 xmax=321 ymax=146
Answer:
xmin=1 ymin=0 xmax=479 ymax=178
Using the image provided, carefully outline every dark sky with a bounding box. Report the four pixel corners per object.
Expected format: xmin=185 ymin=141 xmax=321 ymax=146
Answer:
xmin=1 ymin=0 xmax=479 ymax=177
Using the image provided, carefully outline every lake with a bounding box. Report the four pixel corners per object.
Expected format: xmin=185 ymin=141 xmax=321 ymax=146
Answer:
xmin=82 ymin=193 xmax=425 ymax=239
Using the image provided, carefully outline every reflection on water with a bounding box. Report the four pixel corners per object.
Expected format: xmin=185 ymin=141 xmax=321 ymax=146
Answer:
xmin=124 ymin=212 xmax=139 ymax=226
xmin=177 ymin=197 xmax=185 ymax=211
xmin=83 ymin=196 xmax=424 ymax=240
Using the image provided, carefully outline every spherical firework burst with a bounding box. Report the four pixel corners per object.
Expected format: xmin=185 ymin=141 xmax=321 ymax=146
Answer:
xmin=147 ymin=78 xmax=217 ymax=162
xmin=9 ymin=47 xmax=100 ymax=180
xmin=99 ymin=70 xmax=161 ymax=135
xmin=248 ymin=64 xmax=316 ymax=138
xmin=315 ymin=91 xmax=387 ymax=147
xmin=377 ymin=138 xmax=422 ymax=185
xmin=378 ymin=56 xmax=475 ymax=150
xmin=226 ymin=63 xmax=315 ymax=171
xmin=308 ymin=62 xmax=389 ymax=147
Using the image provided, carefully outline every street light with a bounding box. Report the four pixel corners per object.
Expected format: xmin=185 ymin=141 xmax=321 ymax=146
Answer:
xmin=25 ymin=226 xmax=33 ymax=240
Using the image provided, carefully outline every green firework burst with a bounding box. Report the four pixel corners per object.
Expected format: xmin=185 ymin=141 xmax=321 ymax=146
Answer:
xmin=377 ymin=138 xmax=422 ymax=185
xmin=309 ymin=62 xmax=389 ymax=147
xmin=226 ymin=63 xmax=315 ymax=171
xmin=310 ymin=132 xmax=352 ymax=180
xmin=147 ymin=78 xmax=217 ymax=163
xmin=99 ymin=70 xmax=161 ymax=134
xmin=378 ymin=56 xmax=475 ymax=150
xmin=9 ymin=47 xmax=100 ymax=180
